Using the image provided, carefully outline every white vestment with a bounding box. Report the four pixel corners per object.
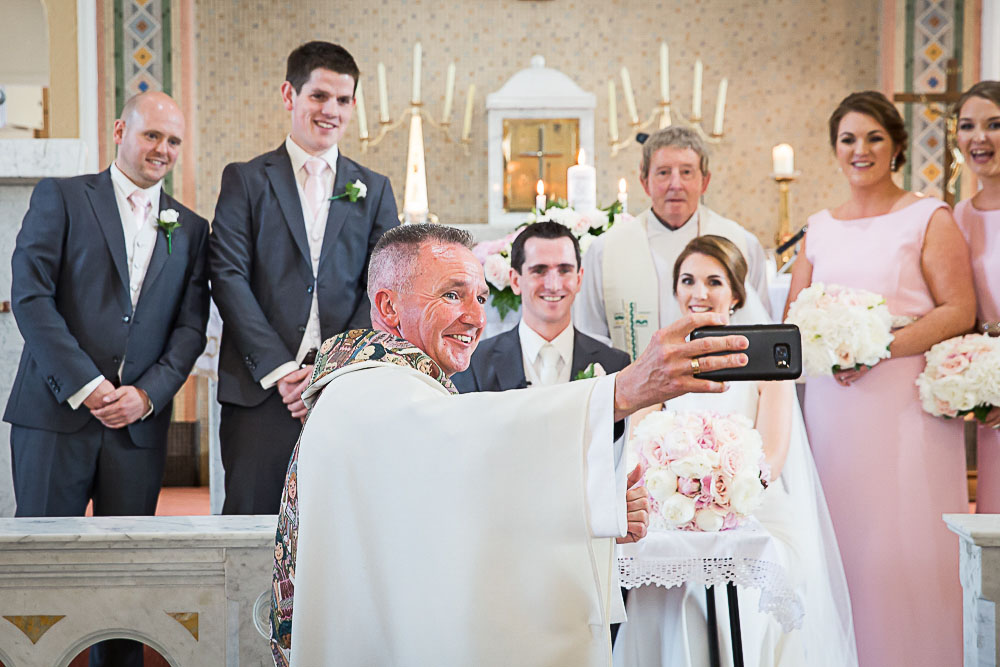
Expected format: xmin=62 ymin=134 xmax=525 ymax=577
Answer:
xmin=574 ymin=207 xmax=771 ymax=356
xmin=291 ymin=362 xmax=626 ymax=666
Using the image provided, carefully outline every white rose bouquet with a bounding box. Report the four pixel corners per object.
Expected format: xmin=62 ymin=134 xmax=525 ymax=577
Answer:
xmin=471 ymin=199 xmax=625 ymax=318
xmin=784 ymin=282 xmax=894 ymax=377
xmin=630 ymin=410 xmax=768 ymax=532
xmin=916 ymin=334 xmax=1000 ymax=422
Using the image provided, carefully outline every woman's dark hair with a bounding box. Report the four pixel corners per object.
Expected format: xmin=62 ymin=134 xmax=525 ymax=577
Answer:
xmin=672 ymin=235 xmax=747 ymax=310
xmin=954 ymin=81 xmax=1000 ymax=119
xmin=828 ymin=91 xmax=908 ymax=172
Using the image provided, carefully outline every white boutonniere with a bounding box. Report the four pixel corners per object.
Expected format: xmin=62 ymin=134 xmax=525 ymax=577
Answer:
xmin=156 ymin=209 xmax=181 ymax=254
xmin=330 ymin=179 xmax=367 ymax=203
xmin=574 ymin=362 xmax=606 ymax=381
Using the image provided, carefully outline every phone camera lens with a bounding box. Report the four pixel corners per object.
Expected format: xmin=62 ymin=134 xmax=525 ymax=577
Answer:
xmin=774 ymin=344 xmax=791 ymax=368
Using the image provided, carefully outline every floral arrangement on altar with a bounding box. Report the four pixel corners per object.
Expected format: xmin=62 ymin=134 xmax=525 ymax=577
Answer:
xmin=631 ymin=410 xmax=768 ymax=533
xmin=472 ymin=200 xmax=623 ymax=318
xmin=784 ymin=282 xmax=895 ymax=377
xmin=916 ymin=334 xmax=1000 ymax=422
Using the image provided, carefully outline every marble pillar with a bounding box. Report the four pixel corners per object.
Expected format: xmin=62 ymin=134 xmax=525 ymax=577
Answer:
xmin=945 ymin=513 xmax=1000 ymax=667
xmin=0 ymin=139 xmax=89 ymax=517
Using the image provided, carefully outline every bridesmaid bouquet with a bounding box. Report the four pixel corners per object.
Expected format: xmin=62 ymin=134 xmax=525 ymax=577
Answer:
xmin=916 ymin=334 xmax=1000 ymax=422
xmin=784 ymin=282 xmax=894 ymax=376
xmin=631 ymin=410 xmax=768 ymax=532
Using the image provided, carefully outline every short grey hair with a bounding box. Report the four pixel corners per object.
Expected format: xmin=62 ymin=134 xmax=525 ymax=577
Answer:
xmin=367 ymin=223 xmax=475 ymax=299
xmin=640 ymin=126 xmax=710 ymax=179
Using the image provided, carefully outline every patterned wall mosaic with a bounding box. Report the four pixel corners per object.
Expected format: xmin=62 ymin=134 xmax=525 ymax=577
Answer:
xmin=115 ymin=0 xmax=172 ymax=107
xmin=152 ymin=0 xmax=883 ymax=244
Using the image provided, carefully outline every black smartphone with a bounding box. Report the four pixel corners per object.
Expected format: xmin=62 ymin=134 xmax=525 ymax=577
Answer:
xmin=690 ymin=324 xmax=802 ymax=381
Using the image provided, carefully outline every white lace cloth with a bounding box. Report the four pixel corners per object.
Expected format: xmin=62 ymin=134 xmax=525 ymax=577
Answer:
xmin=617 ymin=519 xmax=804 ymax=632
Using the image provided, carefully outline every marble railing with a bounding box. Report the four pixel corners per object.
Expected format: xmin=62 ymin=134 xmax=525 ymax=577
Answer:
xmin=0 ymin=515 xmax=275 ymax=667
xmin=945 ymin=513 xmax=1000 ymax=667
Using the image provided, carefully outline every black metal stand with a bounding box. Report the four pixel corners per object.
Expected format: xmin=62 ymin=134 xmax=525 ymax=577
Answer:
xmin=705 ymin=583 xmax=744 ymax=667
xmin=726 ymin=582 xmax=745 ymax=667
xmin=706 ymin=585 xmax=721 ymax=667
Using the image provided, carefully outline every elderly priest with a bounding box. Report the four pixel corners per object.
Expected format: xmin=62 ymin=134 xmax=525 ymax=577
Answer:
xmin=270 ymin=224 xmax=748 ymax=666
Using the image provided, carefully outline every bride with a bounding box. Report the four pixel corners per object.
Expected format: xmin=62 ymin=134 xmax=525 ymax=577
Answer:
xmin=612 ymin=235 xmax=857 ymax=667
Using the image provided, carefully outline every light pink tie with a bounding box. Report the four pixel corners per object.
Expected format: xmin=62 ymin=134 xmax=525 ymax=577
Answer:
xmin=128 ymin=190 xmax=150 ymax=233
xmin=303 ymin=158 xmax=328 ymax=225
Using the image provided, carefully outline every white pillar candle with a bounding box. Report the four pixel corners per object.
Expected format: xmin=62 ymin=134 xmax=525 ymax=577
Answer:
xmin=377 ymin=63 xmax=389 ymax=123
xmin=535 ymin=179 xmax=546 ymax=212
xmin=355 ymin=80 xmax=369 ymax=140
xmin=772 ymin=143 xmax=795 ymax=176
xmin=713 ymin=78 xmax=727 ymax=135
xmin=567 ymin=148 xmax=597 ymax=212
xmin=461 ymin=84 xmax=475 ymax=141
xmin=403 ymin=112 xmax=429 ymax=223
xmin=692 ymin=59 xmax=703 ymax=120
xmin=412 ymin=42 xmax=422 ymax=105
xmin=620 ymin=66 xmax=639 ymax=125
xmin=442 ymin=61 xmax=456 ymax=123
xmin=617 ymin=177 xmax=628 ymax=211
xmin=660 ymin=42 xmax=670 ymax=103
xmin=608 ymin=80 xmax=619 ymax=142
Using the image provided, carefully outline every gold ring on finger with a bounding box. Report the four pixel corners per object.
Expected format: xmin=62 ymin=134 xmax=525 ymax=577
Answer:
xmin=691 ymin=357 xmax=701 ymax=374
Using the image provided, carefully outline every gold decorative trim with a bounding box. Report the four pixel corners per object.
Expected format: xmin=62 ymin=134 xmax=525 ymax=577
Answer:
xmin=3 ymin=615 xmax=65 ymax=644
xmin=166 ymin=612 xmax=199 ymax=641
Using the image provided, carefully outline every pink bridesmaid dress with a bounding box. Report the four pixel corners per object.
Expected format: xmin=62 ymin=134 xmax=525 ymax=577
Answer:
xmin=955 ymin=198 xmax=1000 ymax=513
xmin=802 ymin=197 xmax=965 ymax=666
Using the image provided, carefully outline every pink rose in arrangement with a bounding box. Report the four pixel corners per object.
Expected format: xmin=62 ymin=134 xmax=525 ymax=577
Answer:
xmin=918 ymin=334 xmax=1000 ymax=421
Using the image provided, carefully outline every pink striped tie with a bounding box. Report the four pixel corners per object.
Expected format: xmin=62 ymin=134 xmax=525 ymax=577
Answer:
xmin=303 ymin=158 xmax=327 ymax=224
xmin=127 ymin=190 xmax=150 ymax=232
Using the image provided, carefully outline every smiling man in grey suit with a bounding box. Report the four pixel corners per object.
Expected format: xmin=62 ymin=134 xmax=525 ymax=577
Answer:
xmin=452 ymin=221 xmax=630 ymax=393
xmin=210 ymin=41 xmax=398 ymax=514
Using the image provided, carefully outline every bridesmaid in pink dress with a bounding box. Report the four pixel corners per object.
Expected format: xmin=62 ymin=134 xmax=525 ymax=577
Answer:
xmin=954 ymin=81 xmax=1000 ymax=512
xmin=784 ymin=91 xmax=976 ymax=666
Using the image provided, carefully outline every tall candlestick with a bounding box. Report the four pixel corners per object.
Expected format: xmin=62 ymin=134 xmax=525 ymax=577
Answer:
xmin=692 ymin=59 xmax=703 ymax=120
xmin=567 ymin=148 xmax=597 ymax=212
xmin=659 ymin=42 xmax=670 ymax=103
xmin=620 ymin=66 xmax=639 ymax=125
xmin=403 ymin=110 xmax=429 ymax=223
xmin=461 ymin=84 xmax=475 ymax=141
xmin=412 ymin=42 xmax=422 ymax=104
xmin=617 ymin=178 xmax=628 ymax=212
xmin=608 ymin=80 xmax=619 ymax=142
xmin=442 ymin=62 xmax=456 ymax=123
xmin=712 ymin=78 xmax=727 ymax=135
xmin=535 ymin=179 xmax=546 ymax=212
xmin=772 ymin=143 xmax=795 ymax=176
xmin=355 ymin=80 xmax=369 ymax=140
xmin=377 ymin=63 xmax=389 ymax=123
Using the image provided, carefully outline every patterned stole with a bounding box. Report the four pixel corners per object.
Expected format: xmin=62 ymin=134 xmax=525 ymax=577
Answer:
xmin=269 ymin=329 xmax=455 ymax=665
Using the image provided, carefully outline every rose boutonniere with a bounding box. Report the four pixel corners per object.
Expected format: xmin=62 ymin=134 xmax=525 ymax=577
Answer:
xmin=157 ymin=209 xmax=181 ymax=254
xmin=574 ymin=362 xmax=606 ymax=381
xmin=330 ymin=179 xmax=367 ymax=203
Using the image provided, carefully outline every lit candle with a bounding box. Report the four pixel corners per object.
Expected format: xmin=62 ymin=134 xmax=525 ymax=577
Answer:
xmin=442 ymin=61 xmax=456 ymax=123
xmin=620 ymin=66 xmax=639 ymax=125
xmin=713 ymin=78 xmax=728 ymax=136
xmin=772 ymin=143 xmax=795 ymax=176
xmin=608 ymin=80 xmax=619 ymax=142
xmin=617 ymin=178 xmax=628 ymax=211
xmin=535 ymin=179 xmax=546 ymax=212
xmin=659 ymin=42 xmax=670 ymax=103
xmin=566 ymin=148 xmax=597 ymax=212
xmin=355 ymin=80 xmax=369 ymax=140
xmin=412 ymin=42 xmax=422 ymax=105
xmin=377 ymin=63 xmax=389 ymax=123
xmin=692 ymin=59 xmax=703 ymax=120
xmin=461 ymin=84 xmax=475 ymax=141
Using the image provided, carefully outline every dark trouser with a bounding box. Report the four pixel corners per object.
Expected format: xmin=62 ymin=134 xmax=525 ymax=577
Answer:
xmin=11 ymin=419 xmax=166 ymax=667
xmin=220 ymin=391 xmax=302 ymax=514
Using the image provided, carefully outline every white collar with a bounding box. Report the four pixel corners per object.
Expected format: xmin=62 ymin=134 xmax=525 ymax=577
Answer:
xmin=285 ymin=135 xmax=339 ymax=175
xmin=518 ymin=319 xmax=575 ymax=365
xmin=110 ymin=161 xmax=162 ymax=210
xmin=647 ymin=207 xmax=700 ymax=237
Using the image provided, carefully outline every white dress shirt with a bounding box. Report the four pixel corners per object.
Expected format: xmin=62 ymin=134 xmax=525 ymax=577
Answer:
xmin=518 ymin=319 xmax=575 ymax=386
xmin=259 ymin=136 xmax=340 ymax=389
xmin=67 ymin=162 xmax=161 ymax=414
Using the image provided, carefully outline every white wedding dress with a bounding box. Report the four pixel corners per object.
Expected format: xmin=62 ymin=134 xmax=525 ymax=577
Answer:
xmin=612 ymin=380 xmax=857 ymax=667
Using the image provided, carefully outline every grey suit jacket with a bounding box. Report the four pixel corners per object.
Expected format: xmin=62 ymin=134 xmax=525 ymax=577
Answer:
xmin=3 ymin=170 xmax=210 ymax=449
xmin=451 ymin=324 xmax=631 ymax=393
xmin=209 ymin=144 xmax=399 ymax=407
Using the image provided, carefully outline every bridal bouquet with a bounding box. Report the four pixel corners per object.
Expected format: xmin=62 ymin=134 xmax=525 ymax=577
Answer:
xmin=916 ymin=334 xmax=1000 ymax=422
xmin=631 ymin=410 xmax=768 ymax=532
xmin=472 ymin=200 xmax=623 ymax=318
xmin=784 ymin=282 xmax=894 ymax=377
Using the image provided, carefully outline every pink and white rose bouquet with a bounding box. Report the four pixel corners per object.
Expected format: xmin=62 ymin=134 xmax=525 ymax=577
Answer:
xmin=916 ymin=334 xmax=1000 ymax=422
xmin=784 ymin=282 xmax=894 ymax=377
xmin=630 ymin=410 xmax=768 ymax=532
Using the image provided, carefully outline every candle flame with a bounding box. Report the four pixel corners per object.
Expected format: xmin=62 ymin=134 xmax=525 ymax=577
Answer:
xmin=578 ymin=148 xmax=586 ymax=166
xmin=536 ymin=179 xmax=545 ymax=196
xmin=618 ymin=178 xmax=627 ymax=193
